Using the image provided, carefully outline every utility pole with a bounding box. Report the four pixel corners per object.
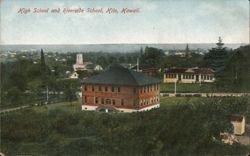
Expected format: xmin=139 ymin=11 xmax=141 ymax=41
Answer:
xmin=46 ymin=85 xmax=49 ymax=104
xmin=174 ymin=80 xmax=177 ymax=95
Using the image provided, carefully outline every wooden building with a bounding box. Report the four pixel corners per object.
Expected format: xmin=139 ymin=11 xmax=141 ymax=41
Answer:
xmin=230 ymin=115 xmax=246 ymax=135
xmin=163 ymin=67 xmax=215 ymax=83
xmin=81 ymin=65 xmax=161 ymax=112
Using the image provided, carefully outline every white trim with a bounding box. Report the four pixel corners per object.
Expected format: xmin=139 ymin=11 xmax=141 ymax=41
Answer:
xmin=118 ymin=108 xmax=138 ymax=113
xmin=82 ymin=105 xmax=98 ymax=111
xmin=138 ymin=103 xmax=160 ymax=112
xmin=118 ymin=103 xmax=160 ymax=113
xmin=81 ymin=104 xmax=160 ymax=113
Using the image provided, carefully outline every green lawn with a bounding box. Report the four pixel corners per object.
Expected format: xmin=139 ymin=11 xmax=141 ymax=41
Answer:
xmin=32 ymin=100 xmax=82 ymax=113
xmin=160 ymin=83 xmax=217 ymax=93
xmin=160 ymin=96 xmax=203 ymax=107
xmin=32 ymin=97 xmax=205 ymax=112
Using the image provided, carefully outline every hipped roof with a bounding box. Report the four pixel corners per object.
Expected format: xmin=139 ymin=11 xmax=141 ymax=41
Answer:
xmin=82 ymin=64 xmax=161 ymax=86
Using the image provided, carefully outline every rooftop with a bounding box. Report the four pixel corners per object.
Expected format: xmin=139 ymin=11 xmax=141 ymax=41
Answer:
xmin=230 ymin=115 xmax=245 ymax=122
xmin=165 ymin=67 xmax=214 ymax=75
xmin=82 ymin=64 xmax=161 ymax=86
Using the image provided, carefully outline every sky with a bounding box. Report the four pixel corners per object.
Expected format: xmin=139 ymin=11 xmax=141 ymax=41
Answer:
xmin=0 ymin=0 xmax=249 ymax=44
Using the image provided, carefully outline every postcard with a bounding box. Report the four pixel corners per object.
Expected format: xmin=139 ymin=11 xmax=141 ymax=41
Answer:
xmin=0 ymin=0 xmax=249 ymax=155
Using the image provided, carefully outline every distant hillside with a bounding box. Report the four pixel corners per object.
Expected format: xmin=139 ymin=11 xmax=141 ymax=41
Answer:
xmin=0 ymin=43 xmax=246 ymax=53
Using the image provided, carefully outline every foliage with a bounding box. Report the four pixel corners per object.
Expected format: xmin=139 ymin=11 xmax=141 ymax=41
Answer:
xmin=163 ymin=53 xmax=204 ymax=69
xmin=203 ymin=47 xmax=229 ymax=71
xmin=141 ymin=46 xmax=165 ymax=69
xmin=216 ymin=45 xmax=250 ymax=92
xmin=1 ymin=97 xmax=249 ymax=156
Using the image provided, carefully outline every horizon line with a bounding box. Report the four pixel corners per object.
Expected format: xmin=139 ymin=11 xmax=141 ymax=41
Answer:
xmin=0 ymin=42 xmax=248 ymax=45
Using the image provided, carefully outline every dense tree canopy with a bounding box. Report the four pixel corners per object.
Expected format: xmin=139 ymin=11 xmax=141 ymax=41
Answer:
xmin=216 ymin=45 xmax=250 ymax=92
xmin=141 ymin=46 xmax=165 ymax=68
xmin=203 ymin=38 xmax=230 ymax=72
xmin=1 ymin=97 xmax=249 ymax=156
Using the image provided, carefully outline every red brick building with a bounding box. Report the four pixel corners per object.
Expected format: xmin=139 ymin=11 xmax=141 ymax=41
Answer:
xmin=82 ymin=65 xmax=161 ymax=112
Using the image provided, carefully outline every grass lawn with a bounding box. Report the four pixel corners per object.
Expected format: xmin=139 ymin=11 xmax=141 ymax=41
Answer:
xmin=31 ymin=97 xmax=206 ymax=113
xmin=32 ymin=100 xmax=82 ymax=113
xmin=160 ymin=96 xmax=204 ymax=107
xmin=160 ymin=83 xmax=217 ymax=93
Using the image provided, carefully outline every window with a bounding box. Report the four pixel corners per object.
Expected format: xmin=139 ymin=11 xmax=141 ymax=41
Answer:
xmin=144 ymin=86 xmax=146 ymax=93
xmin=112 ymin=99 xmax=116 ymax=105
xmin=112 ymin=86 xmax=115 ymax=92
xmin=140 ymin=88 xmax=142 ymax=94
xmin=98 ymin=85 xmax=102 ymax=91
xmin=92 ymin=85 xmax=95 ymax=92
xmin=147 ymin=86 xmax=149 ymax=92
xmin=121 ymin=99 xmax=124 ymax=105
xmin=95 ymin=97 xmax=98 ymax=104
xmin=84 ymin=85 xmax=87 ymax=91
xmin=85 ymin=96 xmax=87 ymax=103
xmin=82 ymin=96 xmax=85 ymax=104
xmin=105 ymin=86 xmax=108 ymax=92
xmin=192 ymin=75 xmax=194 ymax=79
xmin=118 ymin=87 xmax=120 ymax=92
xmin=150 ymin=85 xmax=152 ymax=91
xmin=106 ymin=99 xmax=111 ymax=105
xmin=101 ymin=98 xmax=104 ymax=104
xmin=133 ymin=88 xmax=136 ymax=93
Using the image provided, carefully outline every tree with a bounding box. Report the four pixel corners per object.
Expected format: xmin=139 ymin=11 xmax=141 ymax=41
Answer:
xmin=203 ymin=37 xmax=229 ymax=72
xmin=216 ymin=45 xmax=250 ymax=91
xmin=118 ymin=56 xmax=125 ymax=63
xmin=63 ymin=80 xmax=77 ymax=104
xmin=96 ymin=56 xmax=108 ymax=68
xmin=141 ymin=46 xmax=165 ymax=68
xmin=185 ymin=44 xmax=191 ymax=57
xmin=40 ymin=49 xmax=46 ymax=73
